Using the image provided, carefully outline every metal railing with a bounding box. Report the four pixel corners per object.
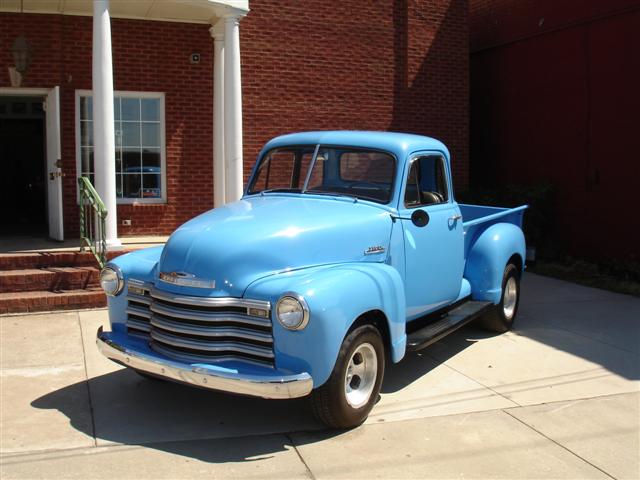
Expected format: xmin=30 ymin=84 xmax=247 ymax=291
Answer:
xmin=78 ymin=176 xmax=108 ymax=268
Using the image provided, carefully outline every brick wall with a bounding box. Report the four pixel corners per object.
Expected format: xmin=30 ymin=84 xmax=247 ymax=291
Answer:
xmin=1 ymin=0 xmax=468 ymax=237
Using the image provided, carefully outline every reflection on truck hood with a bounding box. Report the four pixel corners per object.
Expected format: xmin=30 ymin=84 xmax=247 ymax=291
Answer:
xmin=157 ymin=195 xmax=392 ymax=297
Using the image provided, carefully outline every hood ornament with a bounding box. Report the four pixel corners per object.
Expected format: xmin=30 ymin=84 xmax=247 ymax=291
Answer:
xmin=159 ymin=271 xmax=216 ymax=289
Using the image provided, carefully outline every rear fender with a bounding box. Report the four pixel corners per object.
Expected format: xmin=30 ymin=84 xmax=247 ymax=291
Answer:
xmin=244 ymin=263 xmax=406 ymax=388
xmin=465 ymin=223 xmax=525 ymax=304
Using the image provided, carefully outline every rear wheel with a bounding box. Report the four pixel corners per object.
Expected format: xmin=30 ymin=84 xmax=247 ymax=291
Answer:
xmin=478 ymin=262 xmax=521 ymax=333
xmin=310 ymin=325 xmax=384 ymax=429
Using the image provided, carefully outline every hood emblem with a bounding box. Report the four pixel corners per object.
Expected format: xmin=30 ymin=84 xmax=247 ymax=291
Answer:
xmin=159 ymin=271 xmax=216 ymax=289
xmin=364 ymin=245 xmax=386 ymax=255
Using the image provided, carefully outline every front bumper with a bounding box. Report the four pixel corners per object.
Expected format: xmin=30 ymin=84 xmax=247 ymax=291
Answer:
xmin=96 ymin=326 xmax=313 ymax=399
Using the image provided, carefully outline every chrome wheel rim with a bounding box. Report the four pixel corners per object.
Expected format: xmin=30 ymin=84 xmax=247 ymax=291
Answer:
xmin=344 ymin=343 xmax=378 ymax=408
xmin=503 ymin=276 xmax=518 ymax=320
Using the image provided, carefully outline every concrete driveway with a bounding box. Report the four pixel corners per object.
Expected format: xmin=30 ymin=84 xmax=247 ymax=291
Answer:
xmin=1 ymin=273 xmax=639 ymax=479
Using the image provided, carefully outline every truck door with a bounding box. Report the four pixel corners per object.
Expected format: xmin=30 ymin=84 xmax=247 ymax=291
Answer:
xmin=399 ymin=154 xmax=464 ymax=320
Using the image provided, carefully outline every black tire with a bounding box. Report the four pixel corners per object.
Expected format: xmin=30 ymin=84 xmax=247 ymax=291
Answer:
xmin=478 ymin=262 xmax=521 ymax=333
xmin=310 ymin=325 xmax=385 ymax=429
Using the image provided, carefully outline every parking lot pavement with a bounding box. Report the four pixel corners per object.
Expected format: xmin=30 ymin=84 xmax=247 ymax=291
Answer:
xmin=1 ymin=273 xmax=639 ymax=479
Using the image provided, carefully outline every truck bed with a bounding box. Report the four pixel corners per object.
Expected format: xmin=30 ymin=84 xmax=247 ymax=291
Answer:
xmin=460 ymin=204 xmax=528 ymax=254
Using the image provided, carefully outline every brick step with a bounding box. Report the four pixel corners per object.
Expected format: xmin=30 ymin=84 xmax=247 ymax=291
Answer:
xmin=0 ymin=250 xmax=127 ymax=271
xmin=0 ymin=267 xmax=100 ymax=293
xmin=0 ymin=288 xmax=106 ymax=314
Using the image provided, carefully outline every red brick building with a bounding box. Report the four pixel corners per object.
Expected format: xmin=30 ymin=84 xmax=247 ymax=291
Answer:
xmin=469 ymin=0 xmax=639 ymax=262
xmin=1 ymin=0 xmax=469 ymax=244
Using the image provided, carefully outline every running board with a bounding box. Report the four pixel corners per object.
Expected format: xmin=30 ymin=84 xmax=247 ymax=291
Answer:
xmin=406 ymin=301 xmax=493 ymax=352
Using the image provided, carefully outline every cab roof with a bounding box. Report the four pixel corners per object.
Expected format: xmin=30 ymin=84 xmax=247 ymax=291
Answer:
xmin=260 ymin=131 xmax=450 ymax=160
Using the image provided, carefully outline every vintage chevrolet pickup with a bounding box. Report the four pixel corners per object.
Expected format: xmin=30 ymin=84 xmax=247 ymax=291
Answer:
xmin=97 ymin=131 xmax=527 ymax=428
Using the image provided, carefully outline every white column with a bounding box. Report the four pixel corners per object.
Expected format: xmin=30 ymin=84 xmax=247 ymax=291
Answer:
xmin=92 ymin=0 xmax=120 ymax=248
xmin=223 ymin=12 xmax=245 ymax=203
xmin=210 ymin=22 xmax=225 ymax=208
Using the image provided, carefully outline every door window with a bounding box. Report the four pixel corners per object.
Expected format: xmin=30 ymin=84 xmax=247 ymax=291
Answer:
xmin=404 ymin=155 xmax=448 ymax=207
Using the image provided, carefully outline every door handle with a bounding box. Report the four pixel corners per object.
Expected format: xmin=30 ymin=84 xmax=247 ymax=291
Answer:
xmin=449 ymin=214 xmax=462 ymax=221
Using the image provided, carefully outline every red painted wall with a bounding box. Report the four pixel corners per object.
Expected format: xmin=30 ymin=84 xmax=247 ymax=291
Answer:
xmin=1 ymin=0 xmax=469 ymax=237
xmin=469 ymin=1 xmax=640 ymax=262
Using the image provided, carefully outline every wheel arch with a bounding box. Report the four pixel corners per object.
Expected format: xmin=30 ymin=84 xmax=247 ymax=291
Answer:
xmin=347 ymin=309 xmax=391 ymax=358
xmin=465 ymin=222 xmax=526 ymax=304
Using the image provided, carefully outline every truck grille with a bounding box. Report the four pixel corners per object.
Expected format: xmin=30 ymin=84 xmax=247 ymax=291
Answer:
xmin=125 ymin=280 xmax=274 ymax=366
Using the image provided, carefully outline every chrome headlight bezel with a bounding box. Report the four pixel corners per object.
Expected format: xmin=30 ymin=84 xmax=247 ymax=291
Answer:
xmin=100 ymin=264 xmax=124 ymax=297
xmin=275 ymin=292 xmax=310 ymax=330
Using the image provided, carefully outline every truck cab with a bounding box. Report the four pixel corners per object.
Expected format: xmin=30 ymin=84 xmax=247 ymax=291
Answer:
xmin=97 ymin=131 xmax=527 ymax=428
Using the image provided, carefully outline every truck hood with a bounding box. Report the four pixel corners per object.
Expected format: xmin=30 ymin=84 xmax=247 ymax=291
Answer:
xmin=157 ymin=195 xmax=392 ymax=297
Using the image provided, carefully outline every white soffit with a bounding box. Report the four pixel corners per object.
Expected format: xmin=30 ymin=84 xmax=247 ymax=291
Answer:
xmin=0 ymin=0 xmax=249 ymax=24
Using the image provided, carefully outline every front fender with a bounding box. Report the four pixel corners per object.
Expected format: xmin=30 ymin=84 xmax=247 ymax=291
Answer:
xmin=465 ymin=223 xmax=526 ymax=304
xmin=105 ymin=246 xmax=163 ymax=332
xmin=244 ymin=262 xmax=406 ymax=388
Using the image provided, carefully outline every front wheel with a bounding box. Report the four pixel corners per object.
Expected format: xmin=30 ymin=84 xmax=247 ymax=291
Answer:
xmin=478 ymin=262 xmax=521 ymax=333
xmin=310 ymin=325 xmax=384 ymax=429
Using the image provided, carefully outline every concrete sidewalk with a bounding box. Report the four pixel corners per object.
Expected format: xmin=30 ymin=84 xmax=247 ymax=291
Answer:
xmin=1 ymin=273 xmax=639 ymax=479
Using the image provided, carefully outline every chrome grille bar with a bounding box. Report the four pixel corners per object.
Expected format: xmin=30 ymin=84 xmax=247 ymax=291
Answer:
xmin=150 ymin=329 xmax=275 ymax=359
xmin=127 ymin=317 xmax=151 ymax=333
xmin=149 ymin=302 xmax=271 ymax=328
xmin=126 ymin=305 xmax=151 ymax=319
xmin=150 ymin=315 xmax=273 ymax=343
xmin=150 ymin=287 xmax=271 ymax=311
xmin=150 ymin=342 xmax=274 ymax=368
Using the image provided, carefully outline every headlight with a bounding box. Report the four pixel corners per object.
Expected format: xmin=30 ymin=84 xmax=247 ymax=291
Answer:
xmin=276 ymin=293 xmax=309 ymax=330
xmin=100 ymin=265 xmax=124 ymax=297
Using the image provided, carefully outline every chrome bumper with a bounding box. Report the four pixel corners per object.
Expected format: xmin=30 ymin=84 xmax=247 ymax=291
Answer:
xmin=96 ymin=327 xmax=313 ymax=399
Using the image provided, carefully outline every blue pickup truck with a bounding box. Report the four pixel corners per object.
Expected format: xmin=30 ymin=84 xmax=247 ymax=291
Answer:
xmin=97 ymin=131 xmax=527 ymax=428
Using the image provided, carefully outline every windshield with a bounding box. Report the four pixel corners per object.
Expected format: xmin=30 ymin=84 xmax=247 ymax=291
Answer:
xmin=247 ymin=145 xmax=396 ymax=204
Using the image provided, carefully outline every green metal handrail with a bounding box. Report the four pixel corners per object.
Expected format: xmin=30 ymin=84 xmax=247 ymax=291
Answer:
xmin=78 ymin=176 xmax=108 ymax=268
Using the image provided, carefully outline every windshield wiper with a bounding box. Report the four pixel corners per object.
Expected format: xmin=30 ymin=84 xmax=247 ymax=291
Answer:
xmin=304 ymin=190 xmax=358 ymax=200
xmin=259 ymin=188 xmax=302 ymax=195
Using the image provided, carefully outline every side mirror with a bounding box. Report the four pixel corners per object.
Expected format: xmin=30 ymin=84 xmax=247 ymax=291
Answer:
xmin=411 ymin=209 xmax=429 ymax=227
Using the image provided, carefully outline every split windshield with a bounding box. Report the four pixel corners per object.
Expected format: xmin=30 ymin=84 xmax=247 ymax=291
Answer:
xmin=247 ymin=145 xmax=396 ymax=204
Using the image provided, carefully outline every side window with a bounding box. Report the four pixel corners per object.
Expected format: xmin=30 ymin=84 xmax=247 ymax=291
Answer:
xmin=404 ymin=155 xmax=448 ymax=207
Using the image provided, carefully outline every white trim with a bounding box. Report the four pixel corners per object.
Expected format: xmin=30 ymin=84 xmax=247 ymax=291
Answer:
xmin=75 ymin=89 xmax=167 ymax=205
xmin=0 ymin=87 xmax=50 ymax=96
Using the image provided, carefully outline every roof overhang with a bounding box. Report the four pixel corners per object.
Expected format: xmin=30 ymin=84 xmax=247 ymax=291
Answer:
xmin=0 ymin=0 xmax=248 ymax=24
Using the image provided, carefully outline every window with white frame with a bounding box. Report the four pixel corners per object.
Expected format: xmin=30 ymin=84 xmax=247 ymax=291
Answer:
xmin=76 ymin=91 xmax=166 ymax=203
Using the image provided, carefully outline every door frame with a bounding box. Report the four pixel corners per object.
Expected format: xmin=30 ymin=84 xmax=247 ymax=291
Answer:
xmin=0 ymin=87 xmax=64 ymax=240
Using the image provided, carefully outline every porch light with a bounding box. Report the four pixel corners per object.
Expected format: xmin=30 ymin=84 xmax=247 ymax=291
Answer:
xmin=11 ymin=36 xmax=31 ymax=74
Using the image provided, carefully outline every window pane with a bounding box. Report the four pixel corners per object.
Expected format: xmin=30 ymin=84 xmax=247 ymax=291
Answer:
xmin=115 ymin=150 xmax=122 ymax=174
xmin=142 ymin=123 xmax=159 ymax=147
xmin=404 ymin=156 xmax=448 ymax=206
xmin=114 ymin=121 xmax=122 ymax=146
xmin=121 ymin=98 xmax=140 ymax=121
xmin=122 ymin=174 xmax=141 ymax=198
xmin=122 ymin=149 xmax=141 ymax=172
xmin=142 ymin=148 xmax=161 ymax=168
xmin=116 ymin=173 xmax=123 ymax=197
xmin=122 ymin=122 xmax=140 ymax=147
xmin=141 ymin=99 xmax=159 ymax=121
xmin=113 ymin=97 xmax=121 ymax=121
xmin=80 ymin=121 xmax=93 ymax=146
xmin=249 ymin=149 xmax=297 ymax=193
xmin=141 ymin=174 xmax=161 ymax=198
xmin=80 ymin=97 xmax=92 ymax=120
xmin=340 ymin=152 xmax=394 ymax=183
xmin=81 ymin=147 xmax=93 ymax=173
